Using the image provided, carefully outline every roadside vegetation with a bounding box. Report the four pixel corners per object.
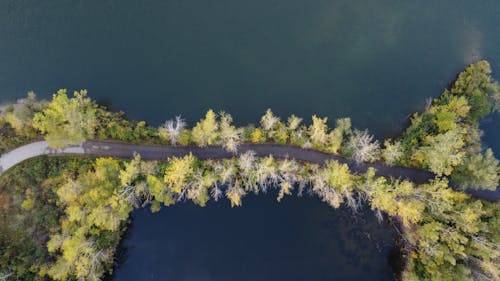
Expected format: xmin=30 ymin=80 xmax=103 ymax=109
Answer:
xmin=0 ymin=61 xmax=499 ymax=280
xmin=3 ymin=62 xmax=498 ymax=190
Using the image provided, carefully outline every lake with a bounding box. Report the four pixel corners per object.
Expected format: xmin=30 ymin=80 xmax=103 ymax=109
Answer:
xmin=1 ymin=0 xmax=499 ymax=280
xmin=110 ymin=194 xmax=398 ymax=281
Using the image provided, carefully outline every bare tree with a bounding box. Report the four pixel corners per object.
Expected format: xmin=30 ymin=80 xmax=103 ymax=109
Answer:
xmin=186 ymin=172 xmax=206 ymax=203
xmin=345 ymin=129 xmax=381 ymax=164
xmin=238 ymin=150 xmax=256 ymax=177
xmin=219 ymin=111 xmax=242 ymax=153
xmin=260 ymin=109 xmax=280 ymax=131
xmin=160 ymin=116 xmax=186 ymax=145
xmin=211 ymin=185 xmax=223 ymax=202
xmin=310 ymin=168 xmax=343 ymax=208
xmin=255 ymin=156 xmax=279 ymax=192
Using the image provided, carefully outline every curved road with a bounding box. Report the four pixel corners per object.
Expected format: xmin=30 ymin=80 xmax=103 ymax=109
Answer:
xmin=0 ymin=140 xmax=498 ymax=201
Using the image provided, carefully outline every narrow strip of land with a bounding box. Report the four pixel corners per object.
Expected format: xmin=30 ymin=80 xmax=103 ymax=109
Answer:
xmin=1 ymin=140 xmax=498 ymax=201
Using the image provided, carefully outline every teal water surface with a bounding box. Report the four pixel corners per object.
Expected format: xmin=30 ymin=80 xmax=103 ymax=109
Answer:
xmin=1 ymin=1 xmax=500 ymax=280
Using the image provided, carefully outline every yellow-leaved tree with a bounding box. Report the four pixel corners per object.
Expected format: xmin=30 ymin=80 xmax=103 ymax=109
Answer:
xmin=191 ymin=109 xmax=219 ymax=146
xmin=163 ymin=154 xmax=197 ymax=194
xmin=33 ymin=89 xmax=97 ymax=148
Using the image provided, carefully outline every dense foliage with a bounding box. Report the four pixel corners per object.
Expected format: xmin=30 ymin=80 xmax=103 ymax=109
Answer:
xmin=0 ymin=92 xmax=45 ymax=153
xmin=0 ymin=61 xmax=499 ymax=280
xmin=398 ymin=61 xmax=500 ymax=189
xmin=22 ymin=62 xmax=498 ymax=190
xmin=33 ymin=90 xmax=97 ymax=149
xmin=3 ymin=153 xmax=498 ymax=281
xmin=0 ymin=156 xmax=95 ymax=281
xmin=0 ymin=90 xmax=163 ymax=154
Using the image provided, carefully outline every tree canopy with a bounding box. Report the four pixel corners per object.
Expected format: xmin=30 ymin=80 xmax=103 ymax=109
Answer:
xmin=33 ymin=89 xmax=97 ymax=148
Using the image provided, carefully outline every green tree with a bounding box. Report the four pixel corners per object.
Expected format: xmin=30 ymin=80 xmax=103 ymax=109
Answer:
xmin=147 ymin=174 xmax=174 ymax=210
xmin=363 ymin=168 xmax=425 ymax=226
xmin=450 ymin=60 xmax=499 ymax=122
xmin=452 ymin=149 xmax=499 ymax=190
xmin=119 ymin=153 xmax=142 ymax=187
xmin=33 ymin=89 xmax=97 ymax=148
xmin=434 ymin=110 xmax=457 ymax=132
xmin=191 ymin=109 xmax=219 ymax=146
xmin=382 ymin=139 xmax=403 ymax=166
xmin=322 ymin=118 xmax=351 ymax=154
xmin=416 ymin=129 xmax=466 ymax=176
xmin=47 ymin=157 xmax=132 ymax=281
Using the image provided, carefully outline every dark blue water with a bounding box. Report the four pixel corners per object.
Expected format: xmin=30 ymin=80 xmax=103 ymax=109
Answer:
xmin=112 ymin=194 xmax=397 ymax=281
xmin=1 ymin=1 xmax=499 ymax=280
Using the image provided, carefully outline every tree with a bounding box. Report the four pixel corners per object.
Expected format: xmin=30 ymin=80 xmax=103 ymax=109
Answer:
xmin=308 ymin=115 xmax=328 ymax=147
xmin=276 ymin=159 xmax=302 ymax=202
xmin=119 ymin=153 xmax=142 ymax=187
xmin=325 ymin=118 xmax=351 ymax=154
xmin=163 ymin=154 xmax=197 ymax=195
xmin=159 ymin=115 xmax=186 ymax=145
xmin=47 ymin=157 xmax=132 ymax=281
xmin=382 ymin=139 xmax=403 ymax=166
xmin=345 ymin=129 xmax=380 ymax=164
xmin=250 ymin=128 xmax=265 ymax=143
xmin=363 ymin=168 xmax=425 ymax=226
xmin=443 ymin=95 xmax=470 ymax=118
xmin=2 ymin=92 xmax=44 ymax=134
xmin=434 ymin=110 xmax=457 ymax=132
xmin=33 ymin=89 xmax=97 ymax=148
xmin=417 ymin=129 xmax=466 ymax=176
xmin=311 ymin=160 xmax=354 ymax=208
xmin=146 ymin=174 xmax=174 ymax=210
xmin=450 ymin=60 xmax=498 ymax=122
xmin=187 ymin=170 xmax=216 ymax=206
xmin=452 ymin=149 xmax=499 ymax=190
xmin=226 ymin=185 xmax=246 ymax=207
xmin=255 ymin=156 xmax=279 ymax=191
xmin=271 ymin=122 xmax=289 ymax=144
xmin=260 ymin=109 xmax=280 ymax=132
xmin=324 ymin=160 xmax=354 ymax=193
xmin=287 ymin=114 xmax=302 ymax=131
xmin=219 ymin=112 xmax=242 ymax=153
xmin=191 ymin=109 xmax=218 ymax=146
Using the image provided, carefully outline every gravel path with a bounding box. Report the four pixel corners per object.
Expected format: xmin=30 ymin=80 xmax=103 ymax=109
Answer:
xmin=0 ymin=141 xmax=84 ymax=173
xmin=1 ymin=140 xmax=498 ymax=201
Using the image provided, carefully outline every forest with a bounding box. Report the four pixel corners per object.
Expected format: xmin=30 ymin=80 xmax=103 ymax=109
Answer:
xmin=0 ymin=61 xmax=499 ymax=280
